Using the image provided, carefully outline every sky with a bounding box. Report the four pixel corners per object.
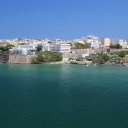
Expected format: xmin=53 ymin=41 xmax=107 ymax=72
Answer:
xmin=0 ymin=0 xmax=128 ymax=40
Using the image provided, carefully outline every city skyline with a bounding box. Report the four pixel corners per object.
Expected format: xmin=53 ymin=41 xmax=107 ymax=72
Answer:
xmin=0 ymin=0 xmax=128 ymax=39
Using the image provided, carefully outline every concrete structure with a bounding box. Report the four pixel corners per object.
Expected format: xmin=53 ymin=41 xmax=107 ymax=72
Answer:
xmin=12 ymin=44 xmax=36 ymax=55
xmin=110 ymin=39 xmax=128 ymax=48
xmin=122 ymin=55 xmax=128 ymax=63
xmin=0 ymin=53 xmax=9 ymax=63
xmin=83 ymin=35 xmax=99 ymax=44
xmin=90 ymin=41 xmax=100 ymax=49
xmin=82 ymin=35 xmax=100 ymax=49
xmin=63 ymin=49 xmax=94 ymax=62
xmin=102 ymin=38 xmax=111 ymax=47
xmin=43 ymin=43 xmax=51 ymax=51
xmin=50 ymin=44 xmax=70 ymax=53
xmin=119 ymin=40 xmax=128 ymax=49
xmin=9 ymin=55 xmax=33 ymax=64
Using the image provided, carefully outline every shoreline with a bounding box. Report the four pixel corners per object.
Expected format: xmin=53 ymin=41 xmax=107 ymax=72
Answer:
xmin=0 ymin=61 xmax=128 ymax=67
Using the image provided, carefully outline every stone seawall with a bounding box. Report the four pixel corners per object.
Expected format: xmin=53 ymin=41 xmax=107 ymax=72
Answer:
xmin=0 ymin=53 xmax=9 ymax=63
xmin=9 ymin=55 xmax=33 ymax=64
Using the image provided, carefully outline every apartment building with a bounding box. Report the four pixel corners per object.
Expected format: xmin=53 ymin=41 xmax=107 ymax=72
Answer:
xmin=50 ymin=43 xmax=70 ymax=53
xmin=102 ymin=38 xmax=111 ymax=47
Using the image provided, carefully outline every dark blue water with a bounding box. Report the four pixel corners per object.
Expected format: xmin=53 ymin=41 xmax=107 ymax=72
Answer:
xmin=0 ymin=64 xmax=128 ymax=128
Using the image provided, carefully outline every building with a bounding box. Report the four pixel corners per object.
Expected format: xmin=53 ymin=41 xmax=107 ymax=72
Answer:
xmin=119 ymin=40 xmax=128 ymax=49
xmin=50 ymin=44 xmax=70 ymax=53
xmin=42 ymin=43 xmax=51 ymax=51
xmin=74 ymin=39 xmax=85 ymax=44
xmin=102 ymin=38 xmax=110 ymax=47
xmin=111 ymin=39 xmax=128 ymax=48
xmin=90 ymin=41 xmax=100 ymax=49
xmin=62 ymin=49 xmax=94 ymax=62
xmin=111 ymin=38 xmax=119 ymax=44
xmin=12 ymin=44 xmax=36 ymax=55
xmin=82 ymin=35 xmax=99 ymax=44
xmin=82 ymin=35 xmax=100 ymax=49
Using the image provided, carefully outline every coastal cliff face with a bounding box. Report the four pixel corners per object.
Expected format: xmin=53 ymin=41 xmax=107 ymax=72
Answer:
xmin=9 ymin=55 xmax=33 ymax=64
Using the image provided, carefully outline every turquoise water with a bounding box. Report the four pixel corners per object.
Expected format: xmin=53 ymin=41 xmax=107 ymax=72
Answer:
xmin=0 ymin=64 xmax=128 ymax=128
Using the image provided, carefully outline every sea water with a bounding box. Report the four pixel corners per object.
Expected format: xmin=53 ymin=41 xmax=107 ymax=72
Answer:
xmin=0 ymin=64 xmax=128 ymax=128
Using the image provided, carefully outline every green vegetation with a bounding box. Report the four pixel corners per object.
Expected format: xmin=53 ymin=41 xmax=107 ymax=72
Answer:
xmin=76 ymin=57 xmax=84 ymax=61
xmin=74 ymin=43 xmax=90 ymax=49
xmin=36 ymin=45 xmax=43 ymax=53
xmin=48 ymin=41 xmax=52 ymax=44
xmin=117 ymin=51 xmax=128 ymax=57
xmin=110 ymin=44 xmax=122 ymax=49
xmin=31 ymin=51 xmax=62 ymax=64
xmin=68 ymin=43 xmax=73 ymax=47
xmin=90 ymin=50 xmax=128 ymax=64
xmin=93 ymin=53 xmax=110 ymax=64
xmin=0 ymin=44 xmax=14 ymax=52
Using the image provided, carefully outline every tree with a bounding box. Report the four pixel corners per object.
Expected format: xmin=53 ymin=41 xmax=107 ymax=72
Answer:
xmin=110 ymin=44 xmax=122 ymax=49
xmin=74 ymin=43 xmax=90 ymax=49
xmin=76 ymin=57 xmax=84 ymax=61
xmin=31 ymin=51 xmax=62 ymax=64
xmin=36 ymin=45 xmax=43 ymax=53
xmin=0 ymin=44 xmax=14 ymax=52
xmin=117 ymin=51 xmax=128 ymax=58
xmin=93 ymin=53 xmax=110 ymax=64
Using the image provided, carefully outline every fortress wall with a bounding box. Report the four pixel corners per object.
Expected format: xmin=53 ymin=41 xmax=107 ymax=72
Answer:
xmin=9 ymin=55 xmax=33 ymax=64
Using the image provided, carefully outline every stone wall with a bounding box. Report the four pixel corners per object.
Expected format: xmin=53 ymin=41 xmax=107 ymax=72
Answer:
xmin=9 ymin=55 xmax=33 ymax=64
xmin=0 ymin=53 xmax=9 ymax=63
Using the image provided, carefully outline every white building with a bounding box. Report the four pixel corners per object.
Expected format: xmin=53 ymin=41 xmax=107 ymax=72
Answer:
xmin=90 ymin=41 xmax=100 ymax=49
xmin=50 ymin=44 xmax=70 ymax=53
xmin=119 ymin=40 xmax=128 ymax=49
xmin=82 ymin=35 xmax=99 ymax=43
xmin=42 ymin=43 xmax=51 ymax=51
xmin=62 ymin=49 xmax=92 ymax=62
xmin=12 ymin=44 xmax=36 ymax=55
xmin=82 ymin=35 xmax=100 ymax=49
xmin=102 ymin=38 xmax=111 ymax=47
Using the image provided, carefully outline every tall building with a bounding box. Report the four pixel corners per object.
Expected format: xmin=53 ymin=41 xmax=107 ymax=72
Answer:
xmin=102 ymin=38 xmax=110 ymax=47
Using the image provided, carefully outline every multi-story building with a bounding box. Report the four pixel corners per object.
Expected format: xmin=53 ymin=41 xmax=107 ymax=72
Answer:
xmin=50 ymin=43 xmax=70 ymax=53
xmin=82 ymin=35 xmax=100 ymax=49
xmin=12 ymin=44 xmax=36 ymax=55
xmin=90 ymin=42 xmax=100 ymax=49
xmin=111 ymin=39 xmax=128 ymax=48
xmin=43 ymin=43 xmax=51 ymax=51
xmin=82 ymin=35 xmax=99 ymax=44
xmin=102 ymin=38 xmax=111 ymax=47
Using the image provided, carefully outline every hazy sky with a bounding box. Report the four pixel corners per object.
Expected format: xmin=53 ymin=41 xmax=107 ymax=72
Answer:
xmin=0 ymin=0 xmax=128 ymax=39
